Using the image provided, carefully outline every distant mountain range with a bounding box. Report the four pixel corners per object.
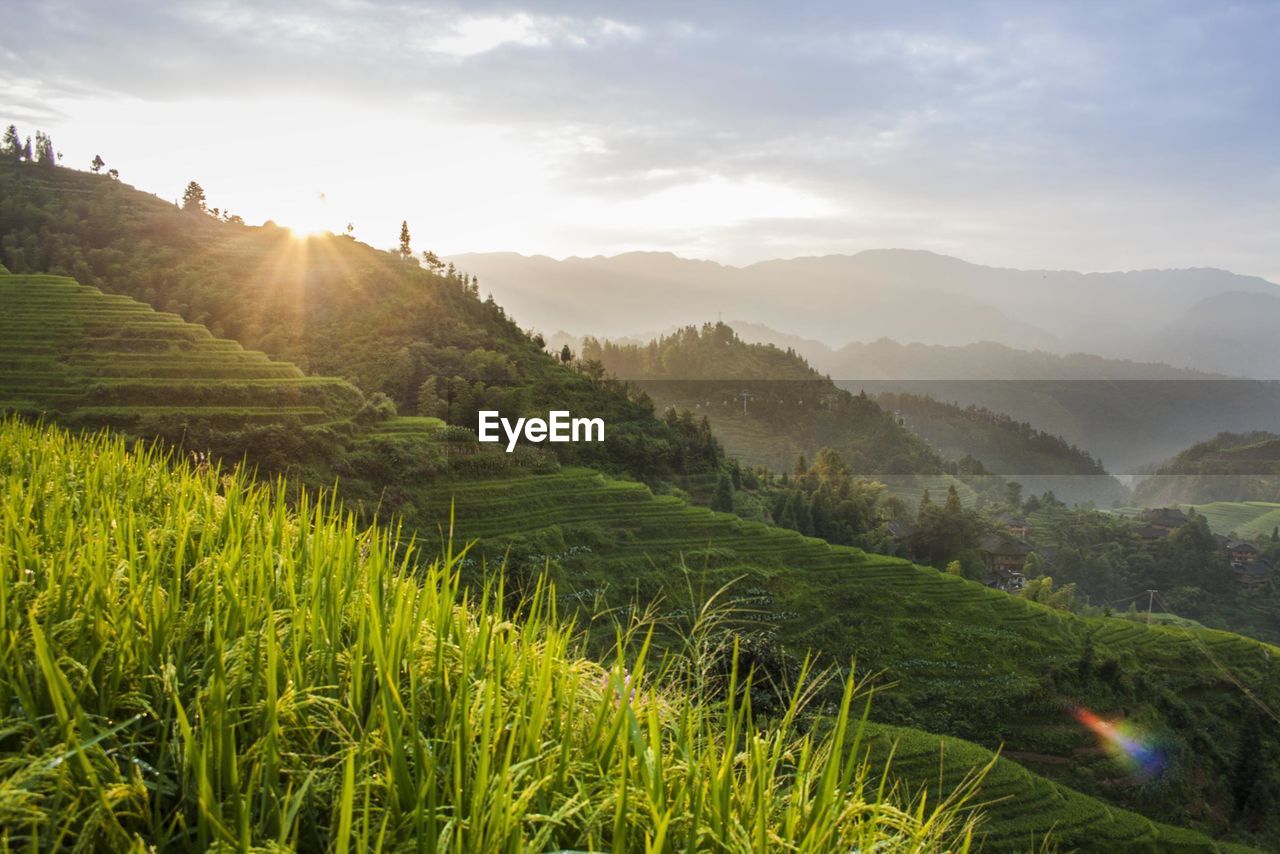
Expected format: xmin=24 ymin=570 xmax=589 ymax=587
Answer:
xmin=448 ymin=249 xmax=1280 ymax=378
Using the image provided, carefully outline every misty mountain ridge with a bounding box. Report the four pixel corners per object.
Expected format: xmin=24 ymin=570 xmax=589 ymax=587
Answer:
xmin=449 ymin=248 xmax=1280 ymax=378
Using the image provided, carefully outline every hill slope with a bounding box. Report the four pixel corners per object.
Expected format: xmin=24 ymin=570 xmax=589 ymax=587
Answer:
xmin=397 ymin=466 xmax=1280 ymax=848
xmin=3 ymin=418 xmax=1002 ymax=850
xmin=3 ymin=420 xmax=1252 ymax=851
xmin=580 ymin=323 xmax=945 ymax=474
xmin=730 ymin=330 xmax=1280 ymax=474
xmin=0 ymin=160 xmax=719 ymax=484
xmin=876 ymin=391 xmax=1129 ymax=506
xmin=0 ymin=272 xmax=363 ymax=427
xmin=1134 ymin=432 xmax=1280 ymax=506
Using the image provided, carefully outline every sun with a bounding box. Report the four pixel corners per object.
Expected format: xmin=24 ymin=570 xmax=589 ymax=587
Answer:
xmin=284 ymin=191 xmax=333 ymax=240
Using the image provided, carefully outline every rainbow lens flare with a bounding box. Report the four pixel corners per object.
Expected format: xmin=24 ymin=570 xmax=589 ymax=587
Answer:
xmin=1072 ymin=707 xmax=1166 ymax=778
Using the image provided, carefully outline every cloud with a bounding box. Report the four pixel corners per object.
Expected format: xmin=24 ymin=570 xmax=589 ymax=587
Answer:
xmin=4 ymin=1 xmax=1280 ymax=274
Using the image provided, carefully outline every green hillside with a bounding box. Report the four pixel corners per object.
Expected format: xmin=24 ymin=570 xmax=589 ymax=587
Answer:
xmin=0 ymin=418 xmax=997 ymax=850
xmin=877 ymin=392 xmax=1130 ymax=507
xmin=1134 ymin=432 xmax=1280 ymax=506
xmin=396 ymin=467 xmax=1280 ymax=848
xmin=861 ymin=722 xmax=1256 ymax=852
xmin=1162 ymin=502 xmax=1280 ymax=539
xmin=0 ymin=272 xmax=363 ymax=427
xmin=580 ymin=323 xmax=945 ymax=475
xmin=0 ymin=160 xmax=721 ymax=484
xmin=1 ymin=419 xmax=1253 ymax=852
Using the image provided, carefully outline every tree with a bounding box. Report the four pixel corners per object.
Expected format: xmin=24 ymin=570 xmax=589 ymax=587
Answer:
xmin=182 ymin=181 xmax=208 ymax=213
xmin=945 ymin=560 xmax=964 ymax=577
xmin=421 ymin=250 xmax=443 ymax=274
xmin=345 ymin=222 xmax=355 ymax=237
xmin=559 ymin=344 xmax=573 ymax=364
xmin=107 ymin=168 xmax=119 ymax=180
xmin=33 ymin=132 xmax=55 ymax=167
xmin=416 ymin=377 xmax=445 ymax=418
xmin=21 ymin=136 xmax=32 ymax=162
xmin=711 ymin=472 xmax=734 ymax=513
xmin=1 ymin=125 xmax=19 ymax=160
xmin=90 ymin=154 xmax=105 ymax=173
xmin=398 ymin=221 xmax=412 ymax=261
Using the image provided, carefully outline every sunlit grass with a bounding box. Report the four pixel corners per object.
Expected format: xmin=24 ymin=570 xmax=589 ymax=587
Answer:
xmin=0 ymin=418 xmax=985 ymax=850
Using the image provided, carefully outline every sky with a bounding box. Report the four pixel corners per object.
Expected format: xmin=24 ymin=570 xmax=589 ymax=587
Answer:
xmin=4 ymin=0 xmax=1279 ymax=277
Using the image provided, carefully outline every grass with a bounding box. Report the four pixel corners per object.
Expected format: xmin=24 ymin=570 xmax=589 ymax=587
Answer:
xmin=396 ymin=469 xmax=1277 ymax=849
xmin=0 ymin=273 xmax=363 ymax=427
xmin=0 ymin=418 xmax=986 ymax=851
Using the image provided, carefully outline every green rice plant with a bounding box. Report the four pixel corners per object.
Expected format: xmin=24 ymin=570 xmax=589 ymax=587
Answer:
xmin=0 ymin=418 xmax=984 ymax=851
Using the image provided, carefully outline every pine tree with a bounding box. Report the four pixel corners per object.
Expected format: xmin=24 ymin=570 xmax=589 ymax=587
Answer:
xmin=21 ymin=136 xmax=32 ymax=161
xmin=560 ymin=344 xmax=573 ymax=364
xmin=33 ymin=132 xmax=55 ymax=167
xmin=398 ymin=221 xmax=412 ymax=261
xmin=711 ymin=472 xmax=734 ymax=513
xmin=1 ymin=125 xmax=19 ymax=159
xmin=90 ymin=154 xmax=105 ymax=173
xmin=182 ymin=181 xmax=207 ymax=213
xmin=416 ymin=377 xmax=444 ymax=418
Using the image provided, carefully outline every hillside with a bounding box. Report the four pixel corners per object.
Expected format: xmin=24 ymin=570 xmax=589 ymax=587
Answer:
xmin=0 ymin=160 xmax=718 ymax=484
xmin=876 ymin=392 xmax=1130 ymax=506
xmin=395 ymin=466 xmax=1280 ymax=848
xmin=580 ymin=323 xmax=945 ymax=474
xmin=0 ymin=271 xmax=363 ymax=428
xmin=0 ymin=418 xmax=999 ymax=850
xmin=727 ymin=331 xmax=1280 ymax=474
xmin=1134 ymin=432 xmax=1280 ymax=506
xmin=6 ymin=420 xmax=1256 ymax=851
xmin=447 ymin=248 xmax=1280 ymax=377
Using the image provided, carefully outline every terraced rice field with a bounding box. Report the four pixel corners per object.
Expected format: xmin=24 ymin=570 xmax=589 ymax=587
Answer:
xmin=403 ymin=467 xmax=1275 ymax=850
xmin=1178 ymin=501 xmax=1280 ymax=539
xmin=860 ymin=723 xmax=1253 ymax=852
xmin=0 ymin=273 xmax=362 ymax=426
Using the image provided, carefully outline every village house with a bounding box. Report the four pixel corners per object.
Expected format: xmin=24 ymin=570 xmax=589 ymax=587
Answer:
xmin=1140 ymin=507 xmax=1189 ymax=533
xmin=997 ymin=513 xmax=1031 ymax=541
xmin=1227 ymin=540 xmax=1260 ymax=563
xmin=1233 ymin=558 xmax=1272 ymax=591
xmin=980 ymin=534 xmax=1031 ymax=592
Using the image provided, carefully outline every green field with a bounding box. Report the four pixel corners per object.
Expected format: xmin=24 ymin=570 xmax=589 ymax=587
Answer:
xmin=396 ymin=467 xmax=1276 ymax=849
xmin=1179 ymin=502 xmax=1280 ymax=539
xmin=1115 ymin=500 xmax=1280 ymax=539
xmin=0 ymin=273 xmax=363 ymax=426
xmin=1 ymin=418 xmax=1252 ymax=852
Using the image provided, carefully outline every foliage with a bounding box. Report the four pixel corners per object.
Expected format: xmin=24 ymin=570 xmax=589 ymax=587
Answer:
xmin=582 ymin=323 xmax=946 ymax=475
xmin=0 ymin=418 xmax=985 ymax=851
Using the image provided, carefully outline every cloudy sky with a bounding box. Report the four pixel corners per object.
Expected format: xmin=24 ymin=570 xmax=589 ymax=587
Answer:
xmin=4 ymin=1 xmax=1279 ymax=276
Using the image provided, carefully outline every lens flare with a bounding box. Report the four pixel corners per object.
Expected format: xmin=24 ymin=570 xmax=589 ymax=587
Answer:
xmin=1073 ymin=707 xmax=1166 ymax=777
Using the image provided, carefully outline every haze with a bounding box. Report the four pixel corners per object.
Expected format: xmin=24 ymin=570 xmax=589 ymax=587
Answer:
xmin=5 ymin=1 xmax=1280 ymax=279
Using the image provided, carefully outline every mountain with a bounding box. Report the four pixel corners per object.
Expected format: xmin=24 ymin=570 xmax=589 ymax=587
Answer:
xmin=728 ymin=331 xmax=1280 ymax=474
xmin=448 ymin=248 xmax=1280 ymax=377
xmin=0 ymin=160 xmax=721 ymax=484
xmin=579 ymin=322 xmax=945 ymax=474
xmin=875 ymin=391 xmax=1130 ymax=506
xmin=1133 ymin=431 xmax=1280 ymax=506
xmin=1142 ymin=291 xmax=1280 ymax=379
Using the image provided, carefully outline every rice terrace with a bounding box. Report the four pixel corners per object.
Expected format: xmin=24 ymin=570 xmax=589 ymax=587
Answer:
xmin=6 ymin=2 xmax=1280 ymax=850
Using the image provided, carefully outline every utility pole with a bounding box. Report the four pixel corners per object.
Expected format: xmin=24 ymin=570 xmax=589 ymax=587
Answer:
xmin=737 ymin=390 xmax=754 ymax=417
xmin=1145 ymin=589 xmax=1158 ymax=624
